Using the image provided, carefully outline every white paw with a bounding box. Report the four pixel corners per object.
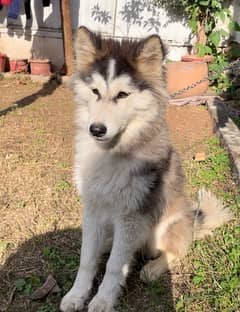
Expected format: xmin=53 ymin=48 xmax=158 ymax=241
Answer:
xmin=88 ymin=295 xmax=114 ymax=312
xmin=60 ymin=288 xmax=87 ymax=312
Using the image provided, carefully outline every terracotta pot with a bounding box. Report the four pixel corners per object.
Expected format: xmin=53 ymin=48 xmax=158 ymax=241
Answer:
xmin=30 ymin=59 xmax=51 ymax=76
xmin=9 ymin=59 xmax=28 ymax=73
xmin=181 ymin=54 xmax=214 ymax=63
xmin=0 ymin=54 xmax=7 ymax=72
xmin=167 ymin=61 xmax=209 ymax=99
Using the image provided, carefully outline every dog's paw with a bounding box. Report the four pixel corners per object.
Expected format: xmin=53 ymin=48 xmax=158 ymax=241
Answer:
xmin=140 ymin=261 xmax=161 ymax=282
xmin=140 ymin=257 xmax=176 ymax=282
xmin=60 ymin=289 xmax=86 ymax=312
xmin=88 ymin=295 xmax=114 ymax=312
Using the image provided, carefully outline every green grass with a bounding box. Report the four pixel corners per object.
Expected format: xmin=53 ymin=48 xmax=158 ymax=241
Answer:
xmin=10 ymin=136 xmax=239 ymax=312
xmin=15 ymin=276 xmax=41 ymax=296
xmin=179 ymin=137 xmax=240 ymax=312
xmin=36 ymin=302 xmax=57 ymax=312
xmin=57 ymin=161 xmax=71 ymax=169
xmin=42 ymin=247 xmax=79 ymax=273
xmin=185 ymin=137 xmax=231 ymax=193
xmin=12 ymin=246 xmax=80 ymax=311
xmin=55 ymin=179 xmax=72 ymax=191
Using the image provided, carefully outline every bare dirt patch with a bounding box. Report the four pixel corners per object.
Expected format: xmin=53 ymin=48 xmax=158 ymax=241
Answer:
xmin=0 ymin=78 xmax=215 ymax=312
xmin=167 ymin=105 xmax=214 ymax=159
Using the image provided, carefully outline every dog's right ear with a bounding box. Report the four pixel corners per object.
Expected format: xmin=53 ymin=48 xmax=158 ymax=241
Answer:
xmin=75 ymin=26 xmax=97 ymax=72
xmin=136 ymin=35 xmax=165 ymax=77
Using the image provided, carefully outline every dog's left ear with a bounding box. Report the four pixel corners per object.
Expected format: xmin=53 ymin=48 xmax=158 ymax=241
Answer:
xmin=136 ymin=35 xmax=165 ymax=77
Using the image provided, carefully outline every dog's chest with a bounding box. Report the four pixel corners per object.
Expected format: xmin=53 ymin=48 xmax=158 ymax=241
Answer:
xmin=82 ymin=155 xmax=152 ymax=212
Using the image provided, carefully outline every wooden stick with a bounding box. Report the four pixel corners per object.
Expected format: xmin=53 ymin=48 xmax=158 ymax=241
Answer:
xmin=60 ymin=0 xmax=73 ymax=75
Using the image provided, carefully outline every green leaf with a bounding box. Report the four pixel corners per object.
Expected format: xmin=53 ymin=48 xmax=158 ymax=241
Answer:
xmin=196 ymin=44 xmax=212 ymax=56
xmin=209 ymin=31 xmax=221 ymax=47
xmin=24 ymin=283 xmax=32 ymax=296
xmin=196 ymin=44 xmax=205 ymax=57
xmin=210 ymin=0 xmax=220 ymax=8
xmin=223 ymin=7 xmax=231 ymax=17
xmin=0 ymin=241 xmax=8 ymax=252
xmin=28 ymin=276 xmax=41 ymax=287
xmin=43 ymin=247 xmax=51 ymax=257
xmin=229 ymin=44 xmax=240 ymax=58
xmin=216 ymin=11 xmax=225 ymax=22
xmin=234 ymin=22 xmax=240 ymax=32
xmin=15 ymin=278 xmax=26 ymax=291
xmin=188 ymin=19 xmax=197 ymax=32
xmin=37 ymin=303 xmax=57 ymax=312
xmin=204 ymin=46 xmax=212 ymax=54
xmin=194 ymin=260 xmax=203 ymax=269
xmin=220 ymin=29 xmax=228 ymax=37
xmin=176 ymin=296 xmax=184 ymax=311
xmin=229 ymin=20 xmax=234 ymax=32
xmin=199 ymin=0 xmax=209 ymax=5
xmin=193 ymin=275 xmax=205 ymax=285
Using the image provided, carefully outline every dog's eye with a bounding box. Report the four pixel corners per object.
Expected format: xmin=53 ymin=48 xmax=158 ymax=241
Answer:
xmin=92 ymin=88 xmax=100 ymax=96
xmin=116 ymin=91 xmax=130 ymax=99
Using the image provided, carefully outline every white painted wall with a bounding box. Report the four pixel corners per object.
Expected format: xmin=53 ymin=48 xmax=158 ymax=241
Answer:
xmin=76 ymin=0 xmax=192 ymax=60
xmin=0 ymin=1 xmax=65 ymax=69
xmin=0 ymin=0 xmax=239 ymax=69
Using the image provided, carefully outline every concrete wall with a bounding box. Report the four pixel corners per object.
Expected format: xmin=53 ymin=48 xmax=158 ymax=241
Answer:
xmin=0 ymin=1 xmax=65 ymax=69
xmin=0 ymin=0 xmax=239 ymax=70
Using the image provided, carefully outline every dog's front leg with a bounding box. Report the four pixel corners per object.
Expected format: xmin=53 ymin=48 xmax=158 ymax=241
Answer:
xmin=88 ymin=215 xmax=148 ymax=312
xmin=60 ymin=211 xmax=107 ymax=312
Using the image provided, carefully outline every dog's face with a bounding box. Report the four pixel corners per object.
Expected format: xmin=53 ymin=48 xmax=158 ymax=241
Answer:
xmin=73 ymin=27 xmax=167 ymax=151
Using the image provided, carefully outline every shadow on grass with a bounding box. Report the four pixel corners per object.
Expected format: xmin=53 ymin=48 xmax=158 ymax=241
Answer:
xmin=0 ymin=75 xmax=62 ymax=117
xmin=0 ymin=228 xmax=175 ymax=312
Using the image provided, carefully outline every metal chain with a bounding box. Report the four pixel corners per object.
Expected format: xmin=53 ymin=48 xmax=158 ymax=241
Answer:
xmin=170 ymin=58 xmax=240 ymax=98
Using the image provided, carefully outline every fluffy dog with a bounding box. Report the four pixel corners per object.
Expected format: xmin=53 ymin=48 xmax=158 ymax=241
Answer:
xmin=60 ymin=27 xmax=231 ymax=312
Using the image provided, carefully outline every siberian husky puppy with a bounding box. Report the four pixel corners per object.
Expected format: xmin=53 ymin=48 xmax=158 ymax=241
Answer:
xmin=60 ymin=27 xmax=231 ymax=312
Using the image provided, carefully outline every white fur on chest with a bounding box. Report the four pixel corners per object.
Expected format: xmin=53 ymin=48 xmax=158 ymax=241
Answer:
xmin=74 ymin=132 xmax=154 ymax=215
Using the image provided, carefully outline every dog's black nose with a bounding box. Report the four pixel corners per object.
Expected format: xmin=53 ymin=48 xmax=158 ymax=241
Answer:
xmin=89 ymin=123 xmax=107 ymax=137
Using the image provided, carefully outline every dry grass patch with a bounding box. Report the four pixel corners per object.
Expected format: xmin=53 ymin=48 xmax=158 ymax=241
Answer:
xmin=0 ymin=78 xmax=238 ymax=312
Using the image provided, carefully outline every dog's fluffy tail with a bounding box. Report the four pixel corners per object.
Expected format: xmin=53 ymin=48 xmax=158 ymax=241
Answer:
xmin=193 ymin=188 xmax=232 ymax=240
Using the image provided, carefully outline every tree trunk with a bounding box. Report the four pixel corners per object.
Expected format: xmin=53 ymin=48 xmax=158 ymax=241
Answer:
xmin=193 ymin=20 xmax=207 ymax=54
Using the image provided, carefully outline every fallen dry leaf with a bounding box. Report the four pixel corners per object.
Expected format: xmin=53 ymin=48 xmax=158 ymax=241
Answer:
xmin=193 ymin=152 xmax=206 ymax=162
xmin=29 ymin=274 xmax=60 ymax=301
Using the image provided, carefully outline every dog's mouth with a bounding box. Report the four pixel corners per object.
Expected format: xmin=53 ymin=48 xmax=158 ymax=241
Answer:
xmin=94 ymin=135 xmax=114 ymax=144
xmin=94 ymin=131 xmax=123 ymax=149
xmin=95 ymin=137 xmax=109 ymax=142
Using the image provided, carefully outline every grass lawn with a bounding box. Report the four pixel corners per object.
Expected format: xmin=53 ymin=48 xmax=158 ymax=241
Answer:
xmin=180 ymin=137 xmax=240 ymax=312
xmin=0 ymin=78 xmax=239 ymax=312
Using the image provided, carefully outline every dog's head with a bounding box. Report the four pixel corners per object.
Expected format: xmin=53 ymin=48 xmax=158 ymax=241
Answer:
xmin=73 ymin=26 xmax=168 ymax=152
